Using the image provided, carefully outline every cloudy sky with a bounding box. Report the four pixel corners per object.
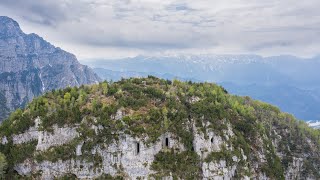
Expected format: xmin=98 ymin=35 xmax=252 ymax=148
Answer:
xmin=1 ymin=0 xmax=319 ymax=59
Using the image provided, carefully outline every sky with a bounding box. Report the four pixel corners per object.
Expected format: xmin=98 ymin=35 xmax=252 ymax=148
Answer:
xmin=0 ymin=0 xmax=320 ymax=59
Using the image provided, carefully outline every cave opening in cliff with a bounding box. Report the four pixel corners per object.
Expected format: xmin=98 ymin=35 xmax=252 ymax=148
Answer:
xmin=165 ymin=137 xmax=169 ymax=147
xmin=211 ymin=137 xmax=213 ymax=143
xmin=136 ymin=142 xmax=140 ymax=155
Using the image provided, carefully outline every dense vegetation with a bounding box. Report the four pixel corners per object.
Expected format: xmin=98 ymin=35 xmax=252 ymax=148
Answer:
xmin=0 ymin=152 xmax=7 ymax=178
xmin=0 ymin=76 xmax=319 ymax=179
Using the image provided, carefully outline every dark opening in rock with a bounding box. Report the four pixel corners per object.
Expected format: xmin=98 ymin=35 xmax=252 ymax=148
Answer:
xmin=136 ymin=142 xmax=140 ymax=155
xmin=165 ymin=137 xmax=169 ymax=147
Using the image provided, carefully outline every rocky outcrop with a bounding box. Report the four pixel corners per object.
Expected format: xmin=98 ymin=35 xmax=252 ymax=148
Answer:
xmin=202 ymin=160 xmax=238 ymax=180
xmin=11 ymin=122 xmax=186 ymax=179
xmin=36 ymin=126 xmax=78 ymax=151
xmin=0 ymin=16 xmax=100 ymax=121
xmin=6 ymin=118 xmax=317 ymax=180
xmin=0 ymin=78 xmax=319 ymax=179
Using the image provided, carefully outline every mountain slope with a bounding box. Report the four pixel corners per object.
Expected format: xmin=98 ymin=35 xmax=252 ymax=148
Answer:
xmin=0 ymin=77 xmax=319 ymax=179
xmin=0 ymin=16 xmax=100 ymax=121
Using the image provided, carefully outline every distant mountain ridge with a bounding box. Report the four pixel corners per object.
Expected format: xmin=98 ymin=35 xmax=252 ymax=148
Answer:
xmin=87 ymin=54 xmax=320 ymax=120
xmin=0 ymin=16 xmax=100 ymax=121
xmin=86 ymin=54 xmax=320 ymax=87
xmin=94 ymin=68 xmax=199 ymax=82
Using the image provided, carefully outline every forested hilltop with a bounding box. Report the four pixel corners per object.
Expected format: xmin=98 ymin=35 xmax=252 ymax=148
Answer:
xmin=0 ymin=76 xmax=319 ymax=179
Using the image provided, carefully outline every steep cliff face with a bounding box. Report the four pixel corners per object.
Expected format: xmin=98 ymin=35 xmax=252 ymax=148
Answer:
xmin=0 ymin=16 xmax=100 ymax=121
xmin=0 ymin=77 xmax=319 ymax=179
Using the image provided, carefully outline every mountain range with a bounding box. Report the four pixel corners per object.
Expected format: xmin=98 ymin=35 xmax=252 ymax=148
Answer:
xmin=86 ymin=54 xmax=320 ymax=120
xmin=0 ymin=16 xmax=100 ymax=121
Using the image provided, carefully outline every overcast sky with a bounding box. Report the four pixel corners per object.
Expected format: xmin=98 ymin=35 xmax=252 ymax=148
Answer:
xmin=1 ymin=0 xmax=320 ymax=59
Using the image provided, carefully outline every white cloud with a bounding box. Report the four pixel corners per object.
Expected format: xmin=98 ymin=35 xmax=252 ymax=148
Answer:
xmin=0 ymin=0 xmax=319 ymax=59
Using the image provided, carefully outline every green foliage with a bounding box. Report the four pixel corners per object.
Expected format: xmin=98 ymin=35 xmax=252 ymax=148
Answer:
xmin=0 ymin=109 xmax=34 ymax=136
xmin=121 ymin=108 xmax=164 ymax=145
xmin=95 ymin=174 xmax=124 ymax=180
xmin=10 ymin=140 xmax=37 ymax=164
xmin=261 ymin=157 xmax=284 ymax=180
xmin=108 ymin=84 xmax=119 ymax=95
xmin=231 ymin=131 xmax=250 ymax=156
xmin=78 ymin=89 xmax=88 ymax=105
xmin=143 ymin=87 xmax=165 ymax=100
xmin=151 ymin=151 xmax=201 ymax=179
xmin=261 ymin=135 xmax=285 ymax=179
xmin=118 ymin=96 xmax=148 ymax=110
xmin=35 ymin=141 xmax=78 ymax=162
xmin=101 ymin=81 xmax=108 ymax=95
xmin=205 ymin=146 xmax=236 ymax=166
xmin=0 ymin=152 xmax=7 ymax=177
xmin=56 ymin=174 xmax=78 ymax=180
xmin=0 ymin=139 xmax=37 ymax=176
xmin=63 ymin=92 xmax=71 ymax=104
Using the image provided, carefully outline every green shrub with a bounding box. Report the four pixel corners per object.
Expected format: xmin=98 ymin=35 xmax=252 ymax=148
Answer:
xmin=151 ymin=151 xmax=201 ymax=179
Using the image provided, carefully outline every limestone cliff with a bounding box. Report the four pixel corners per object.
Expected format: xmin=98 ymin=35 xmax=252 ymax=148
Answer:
xmin=0 ymin=16 xmax=100 ymax=121
xmin=0 ymin=77 xmax=319 ymax=179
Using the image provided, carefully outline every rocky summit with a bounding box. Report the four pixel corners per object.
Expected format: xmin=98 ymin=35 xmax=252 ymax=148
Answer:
xmin=0 ymin=77 xmax=319 ymax=179
xmin=0 ymin=16 xmax=100 ymax=121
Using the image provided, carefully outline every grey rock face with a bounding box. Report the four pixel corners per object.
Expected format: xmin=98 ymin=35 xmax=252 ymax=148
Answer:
xmin=10 ymin=119 xmax=316 ymax=179
xmin=0 ymin=16 xmax=100 ymax=121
